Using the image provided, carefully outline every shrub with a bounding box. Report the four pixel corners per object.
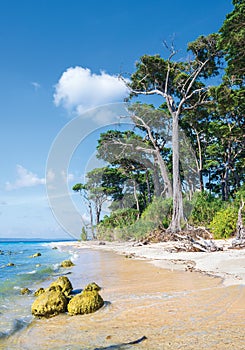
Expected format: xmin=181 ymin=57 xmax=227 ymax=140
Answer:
xmin=209 ymin=206 xmax=238 ymax=239
xmin=97 ymin=208 xmax=139 ymax=240
xmin=189 ymin=191 xmax=223 ymax=226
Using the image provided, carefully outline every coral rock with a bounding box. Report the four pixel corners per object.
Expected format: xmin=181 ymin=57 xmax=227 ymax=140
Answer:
xmin=68 ymin=289 xmax=104 ymax=315
xmin=49 ymin=276 xmax=73 ymax=297
xmin=34 ymin=287 xmax=45 ymax=296
xmin=31 ymin=290 xmax=67 ymax=317
xmin=60 ymin=260 xmax=75 ymax=268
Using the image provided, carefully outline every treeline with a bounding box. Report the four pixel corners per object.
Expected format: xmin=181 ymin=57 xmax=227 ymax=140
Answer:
xmin=73 ymin=0 xmax=244 ymax=241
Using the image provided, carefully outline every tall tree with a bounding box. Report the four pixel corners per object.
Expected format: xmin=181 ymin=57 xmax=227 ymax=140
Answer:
xmin=219 ymin=0 xmax=245 ymax=85
xmin=127 ymin=34 xmax=223 ymax=232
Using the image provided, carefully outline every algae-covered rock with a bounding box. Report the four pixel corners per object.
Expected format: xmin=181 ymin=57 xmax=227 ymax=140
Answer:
xmin=67 ymin=289 xmax=104 ymax=315
xmin=21 ymin=288 xmax=31 ymax=295
xmin=83 ymin=282 xmax=101 ymax=292
xmin=34 ymin=287 xmax=45 ymax=296
xmin=60 ymin=260 xmax=75 ymax=268
xmin=7 ymin=262 xmax=15 ymax=266
xmin=31 ymin=290 xmax=67 ymax=317
xmin=29 ymin=252 xmax=41 ymax=258
xmin=49 ymin=276 xmax=73 ymax=296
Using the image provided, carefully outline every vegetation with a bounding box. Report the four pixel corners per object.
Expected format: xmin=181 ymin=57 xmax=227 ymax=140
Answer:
xmin=73 ymin=1 xmax=244 ymax=241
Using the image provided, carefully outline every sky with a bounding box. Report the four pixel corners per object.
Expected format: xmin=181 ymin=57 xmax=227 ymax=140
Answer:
xmin=0 ymin=0 xmax=234 ymax=240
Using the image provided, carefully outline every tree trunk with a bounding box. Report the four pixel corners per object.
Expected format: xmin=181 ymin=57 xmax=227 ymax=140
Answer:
xmin=168 ymin=112 xmax=185 ymax=232
xmin=236 ymin=200 xmax=245 ymax=240
xmin=88 ymin=201 xmax=95 ymax=238
xmin=156 ymin=150 xmax=173 ymax=198
xmin=145 ymin=170 xmax=152 ymax=203
xmin=153 ymin=157 xmax=162 ymax=197
xmin=133 ymin=179 xmax=140 ymax=219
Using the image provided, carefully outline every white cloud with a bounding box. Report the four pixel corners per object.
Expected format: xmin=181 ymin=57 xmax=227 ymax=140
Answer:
xmin=53 ymin=66 xmax=129 ymax=115
xmin=5 ymin=165 xmax=45 ymax=191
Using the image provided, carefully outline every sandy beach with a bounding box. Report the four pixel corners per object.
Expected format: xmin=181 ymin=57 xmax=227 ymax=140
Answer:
xmin=56 ymin=239 xmax=245 ymax=287
xmin=1 ymin=239 xmax=245 ymax=350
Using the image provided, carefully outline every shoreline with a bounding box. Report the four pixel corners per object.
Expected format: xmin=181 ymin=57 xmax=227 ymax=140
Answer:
xmin=2 ymin=240 xmax=245 ymax=349
xmin=53 ymin=239 xmax=245 ymax=287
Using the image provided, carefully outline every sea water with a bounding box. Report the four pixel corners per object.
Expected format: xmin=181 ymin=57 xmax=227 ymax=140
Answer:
xmin=0 ymin=239 xmax=74 ymax=338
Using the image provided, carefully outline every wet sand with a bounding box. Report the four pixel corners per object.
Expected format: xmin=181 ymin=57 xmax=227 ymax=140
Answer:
xmin=1 ymin=247 xmax=245 ymax=350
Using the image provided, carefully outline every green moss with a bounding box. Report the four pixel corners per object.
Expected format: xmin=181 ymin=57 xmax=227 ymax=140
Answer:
xmin=60 ymin=260 xmax=75 ymax=268
xmin=67 ymin=290 xmax=104 ymax=315
xmin=49 ymin=276 xmax=73 ymax=297
xmin=31 ymin=290 xmax=68 ymax=317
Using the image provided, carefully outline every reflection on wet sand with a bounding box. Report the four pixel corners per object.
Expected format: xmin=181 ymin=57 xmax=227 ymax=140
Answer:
xmin=1 ymin=250 xmax=245 ymax=349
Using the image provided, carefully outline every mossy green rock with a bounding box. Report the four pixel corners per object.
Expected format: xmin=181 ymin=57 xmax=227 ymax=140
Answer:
xmin=21 ymin=288 xmax=31 ymax=295
xmin=31 ymin=290 xmax=67 ymax=317
xmin=34 ymin=287 xmax=45 ymax=296
xmin=49 ymin=276 xmax=73 ymax=296
xmin=60 ymin=260 xmax=75 ymax=268
xmin=83 ymin=282 xmax=101 ymax=292
xmin=67 ymin=290 xmax=104 ymax=315
xmin=30 ymin=252 xmax=41 ymax=258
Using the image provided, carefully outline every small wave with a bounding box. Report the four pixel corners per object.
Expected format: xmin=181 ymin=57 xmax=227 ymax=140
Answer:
xmin=17 ymin=270 xmax=37 ymax=276
xmin=0 ymin=318 xmax=30 ymax=339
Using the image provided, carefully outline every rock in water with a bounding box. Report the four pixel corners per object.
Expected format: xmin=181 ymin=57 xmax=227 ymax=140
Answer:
xmin=34 ymin=287 xmax=45 ymax=296
xmin=29 ymin=252 xmax=41 ymax=258
xmin=31 ymin=290 xmax=67 ymax=317
xmin=68 ymin=289 xmax=104 ymax=315
xmin=49 ymin=276 xmax=73 ymax=297
xmin=21 ymin=288 xmax=31 ymax=295
xmin=60 ymin=260 xmax=74 ymax=268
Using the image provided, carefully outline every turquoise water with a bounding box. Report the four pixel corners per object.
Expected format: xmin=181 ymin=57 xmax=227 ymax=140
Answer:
xmin=0 ymin=240 xmax=74 ymax=338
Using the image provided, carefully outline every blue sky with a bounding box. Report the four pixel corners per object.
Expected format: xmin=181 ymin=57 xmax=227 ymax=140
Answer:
xmin=0 ymin=0 xmax=233 ymax=239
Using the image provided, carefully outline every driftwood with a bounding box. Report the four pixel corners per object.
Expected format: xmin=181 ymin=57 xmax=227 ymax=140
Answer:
xmin=139 ymin=227 xmax=221 ymax=252
xmin=94 ymin=335 xmax=147 ymax=349
xmin=166 ymin=233 xmax=222 ymax=253
xmin=230 ymin=200 xmax=245 ymax=249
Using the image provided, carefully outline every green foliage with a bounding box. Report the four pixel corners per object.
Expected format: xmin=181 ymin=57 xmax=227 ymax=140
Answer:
xmin=189 ymin=191 xmax=223 ymax=226
xmin=123 ymin=197 xmax=172 ymax=240
xmin=79 ymin=227 xmax=87 ymax=241
xmin=209 ymin=206 xmax=238 ymax=239
xmin=99 ymin=208 xmax=139 ymax=229
xmin=97 ymin=208 xmax=139 ymax=241
xmin=219 ymin=0 xmax=245 ymax=83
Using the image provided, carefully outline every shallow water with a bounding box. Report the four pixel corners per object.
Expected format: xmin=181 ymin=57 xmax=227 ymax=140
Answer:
xmin=1 ymin=249 xmax=245 ymax=349
xmin=0 ymin=241 xmax=73 ymax=338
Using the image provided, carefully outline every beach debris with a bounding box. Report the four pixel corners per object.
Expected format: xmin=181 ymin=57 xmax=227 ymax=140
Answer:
xmin=29 ymin=252 xmax=41 ymax=258
xmin=60 ymin=259 xmax=75 ymax=268
xmin=94 ymin=335 xmax=147 ymax=349
xmin=31 ymin=289 xmax=68 ymax=317
xmin=138 ymin=227 xmax=223 ymax=252
xmin=49 ymin=276 xmax=73 ymax=297
xmin=229 ymin=200 xmax=245 ymax=249
xmin=34 ymin=287 xmax=45 ymax=296
xmin=68 ymin=282 xmax=104 ymax=315
xmin=20 ymin=288 xmax=32 ymax=295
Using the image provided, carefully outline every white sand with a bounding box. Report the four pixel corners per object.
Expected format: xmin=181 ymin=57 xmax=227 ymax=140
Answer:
xmin=54 ymin=239 xmax=245 ymax=287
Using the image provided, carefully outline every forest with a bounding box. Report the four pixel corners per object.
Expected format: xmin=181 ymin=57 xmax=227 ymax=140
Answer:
xmin=73 ymin=0 xmax=245 ymax=245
